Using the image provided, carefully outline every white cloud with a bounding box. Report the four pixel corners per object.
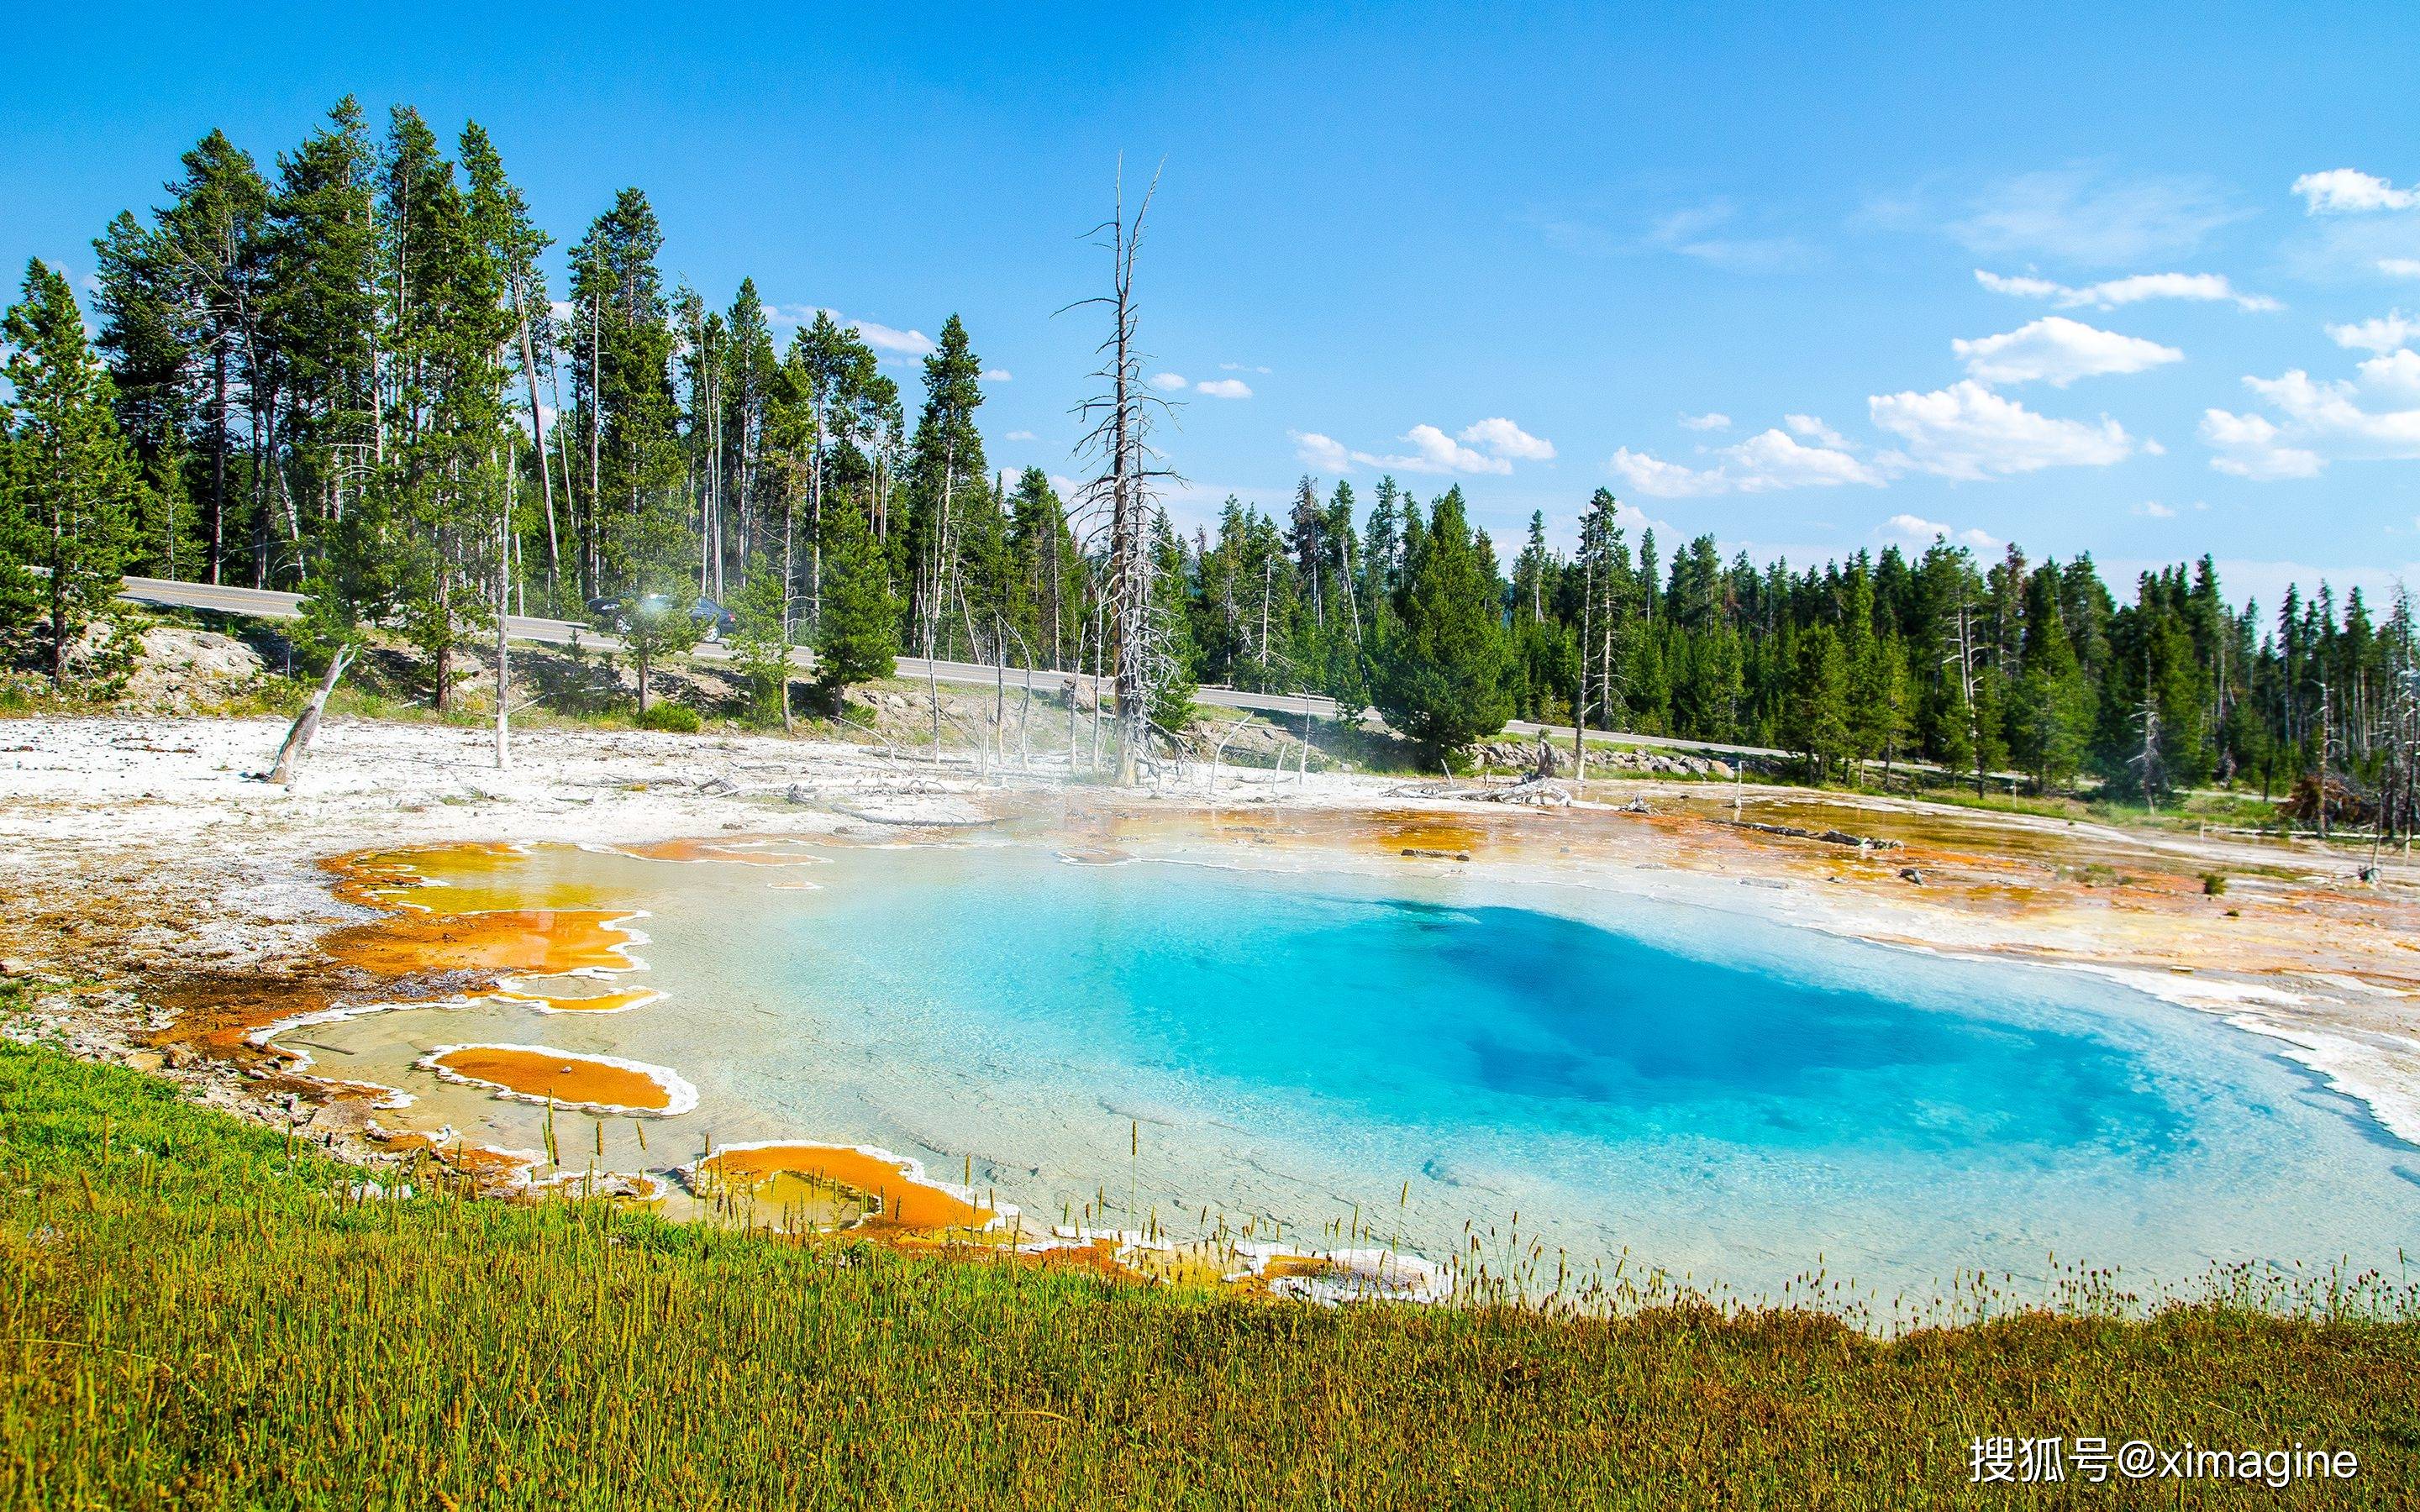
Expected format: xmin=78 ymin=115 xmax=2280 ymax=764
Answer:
xmin=2327 ymin=311 xmax=2420 ymax=353
xmin=1784 ymin=413 xmax=1849 ymax=448
xmin=1005 ymin=429 xmax=1038 ymax=442
xmin=2133 ymin=500 xmax=2178 ymax=518
xmin=1881 ymin=513 xmax=1998 ymax=549
xmin=1951 ymin=316 xmax=2182 ymax=386
xmin=2292 ymin=169 xmax=2420 ymax=214
xmin=2237 ymin=366 xmax=2420 ymax=466
xmin=2382 ymin=259 xmax=2420 ymax=279
xmin=2200 ymin=408 xmax=2325 ymax=479
xmin=844 ymin=316 xmax=936 ymax=356
xmin=1297 ymin=417 xmax=1555 ymax=476
xmin=1611 ymin=448 xmax=1731 ymax=498
xmin=1945 ymin=169 xmax=2245 ymax=265
xmin=1458 ymin=417 xmax=1555 ymax=461
xmin=1149 ymin=372 xmax=1188 ymax=391
xmin=1678 ymin=411 xmax=1731 ymax=431
xmin=1192 ymin=377 xmax=1253 ymax=399
xmin=1608 ymin=428 xmax=1884 ymax=497
xmin=2358 ymin=349 xmax=2420 ymax=398
xmin=1728 ymin=428 xmax=1886 ymax=487
xmin=981 ymin=368 xmax=1012 ymax=382
xmin=1219 ymin=362 xmax=1272 ymax=374
xmin=1867 ymin=380 xmax=2135 ymax=479
xmin=1975 ymin=268 xmax=2278 ymax=312
xmin=1388 ymin=423 xmax=1511 ymax=475
xmin=1291 ymin=431 xmax=1351 ymax=472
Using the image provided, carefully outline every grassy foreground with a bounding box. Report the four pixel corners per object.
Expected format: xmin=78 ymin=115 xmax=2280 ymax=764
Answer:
xmin=3 ymin=1039 xmax=2417 ymax=1508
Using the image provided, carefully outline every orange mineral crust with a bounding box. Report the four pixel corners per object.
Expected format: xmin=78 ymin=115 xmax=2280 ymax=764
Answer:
xmin=611 ymin=836 xmax=828 ymax=865
xmin=324 ymin=907 xmax=644 ymax=979
xmin=420 ymin=1044 xmax=697 ymax=1116
xmin=492 ymin=982 xmax=664 ymax=1014
xmin=694 ymin=1143 xmax=999 ymax=1233
xmin=325 ymin=843 xmax=619 ymax=913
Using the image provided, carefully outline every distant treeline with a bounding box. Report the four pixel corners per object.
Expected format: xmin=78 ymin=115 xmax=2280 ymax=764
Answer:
xmin=2 ymin=97 xmax=2413 ymax=828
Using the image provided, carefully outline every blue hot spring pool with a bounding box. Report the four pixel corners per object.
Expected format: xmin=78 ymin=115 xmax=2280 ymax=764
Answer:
xmin=339 ymin=837 xmax=2420 ymax=1304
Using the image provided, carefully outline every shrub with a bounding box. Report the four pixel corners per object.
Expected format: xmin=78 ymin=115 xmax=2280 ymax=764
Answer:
xmin=2202 ymin=870 xmax=2229 ymax=897
xmin=636 ymin=701 xmax=702 ymax=733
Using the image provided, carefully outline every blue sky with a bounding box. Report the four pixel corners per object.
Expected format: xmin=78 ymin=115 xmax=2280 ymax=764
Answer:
xmin=7 ymin=2 xmax=2419 ymax=610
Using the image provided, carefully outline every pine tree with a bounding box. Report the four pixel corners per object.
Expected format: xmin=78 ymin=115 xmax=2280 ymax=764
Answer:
xmin=1786 ymin=622 xmax=1852 ymax=781
xmin=901 ymin=314 xmax=989 ymax=658
xmin=2009 ymin=563 xmax=2091 ymax=791
xmin=569 ymin=188 xmax=682 ymax=592
xmin=813 ymin=493 xmax=898 ymax=705
xmin=2 ymin=261 xmax=141 ymax=686
xmin=728 ymin=552 xmax=793 ymax=727
xmin=1375 ymin=487 xmax=1512 ymax=764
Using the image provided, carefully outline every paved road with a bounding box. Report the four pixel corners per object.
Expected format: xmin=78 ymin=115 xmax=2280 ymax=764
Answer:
xmin=118 ymin=575 xmax=1790 ymax=762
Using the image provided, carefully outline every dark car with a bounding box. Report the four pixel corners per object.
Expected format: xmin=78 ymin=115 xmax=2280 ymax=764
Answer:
xmin=691 ymin=596 xmax=739 ymax=641
xmin=586 ymin=593 xmax=737 ymax=642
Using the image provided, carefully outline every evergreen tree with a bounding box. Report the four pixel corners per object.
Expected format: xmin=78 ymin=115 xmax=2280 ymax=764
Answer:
xmin=728 ymin=553 xmax=793 ymax=727
xmin=813 ymin=493 xmax=898 ymax=704
xmin=2008 ymin=563 xmax=2091 ymax=791
xmin=1374 ymin=487 xmax=1511 ymax=763
xmin=1786 ymin=622 xmax=1852 ymax=781
xmin=900 ymin=314 xmax=989 ymax=656
xmin=569 ymin=188 xmax=682 ymax=591
xmin=2 ymin=261 xmax=141 ymax=686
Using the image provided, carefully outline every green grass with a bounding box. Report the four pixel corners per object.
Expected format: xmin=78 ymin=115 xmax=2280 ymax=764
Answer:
xmin=4 ymin=1034 xmax=2418 ymax=1507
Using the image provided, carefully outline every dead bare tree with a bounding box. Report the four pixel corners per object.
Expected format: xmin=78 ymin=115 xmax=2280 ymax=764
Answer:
xmin=1064 ymin=160 xmax=1180 ymax=785
xmin=267 ymin=643 xmax=355 ymax=787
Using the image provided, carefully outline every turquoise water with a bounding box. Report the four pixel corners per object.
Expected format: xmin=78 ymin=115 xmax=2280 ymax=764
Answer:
xmin=310 ymin=837 xmax=2419 ymax=1304
xmin=598 ymin=840 xmax=2418 ymax=1304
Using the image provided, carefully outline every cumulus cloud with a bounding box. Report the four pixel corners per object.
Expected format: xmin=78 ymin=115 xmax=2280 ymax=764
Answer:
xmin=1291 ymin=431 xmax=1352 ymax=471
xmin=2241 ymin=368 xmax=2420 ymax=462
xmin=1952 ymin=316 xmax=2182 ymax=386
xmin=2293 ymin=169 xmax=2420 ymax=214
xmin=2327 ymin=312 xmax=2420 ymax=353
xmin=1679 ymin=411 xmax=1731 ymax=431
xmin=1610 ymin=448 xmax=1731 ymax=498
xmin=1607 ymin=428 xmax=1885 ymax=497
xmin=1974 ymin=268 xmax=2278 ymax=312
xmin=2133 ymin=501 xmax=2178 ymax=518
xmin=1882 ymin=513 xmax=1999 ymax=549
xmin=1458 ymin=417 xmax=1555 ymax=460
xmin=1192 ymin=377 xmax=1253 ymax=399
xmin=844 ymin=316 xmax=936 ymax=356
xmin=1784 ymin=414 xmax=1849 ymax=448
xmin=2199 ymin=408 xmax=2325 ymax=479
xmin=2196 ymin=340 xmax=2420 ymax=478
xmin=1149 ymin=372 xmax=1188 ymax=391
xmin=1296 ymin=417 xmax=1555 ymax=476
xmin=1219 ymin=361 xmax=1273 ymax=374
xmin=2383 ymin=259 xmax=2420 ymax=279
xmin=981 ymin=368 xmax=1012 ymax=382
xmin=1727 ymin=428 xmax=1886 ymax=487
xmin=2358 ymin=348 xmax=2420 ymax=397
xmin=1005 ymin=429 xmax=1038 ymax=442
xmin=1867 ymin=380 xmax=2134 ymax=479
xmin=1385 ymin=424 xmax=1512 ymax=475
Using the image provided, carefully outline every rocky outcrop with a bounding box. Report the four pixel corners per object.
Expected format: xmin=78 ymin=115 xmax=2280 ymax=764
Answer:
xmin=1470 ymin=740 xmax=1734 ymax=780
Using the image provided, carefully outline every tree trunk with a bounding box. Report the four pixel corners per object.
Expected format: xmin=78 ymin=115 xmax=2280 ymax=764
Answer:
xmin=269 ymin=646 xmax=354 ymax=786
xmin=511 ymin=276 xmax=561 ymax=602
